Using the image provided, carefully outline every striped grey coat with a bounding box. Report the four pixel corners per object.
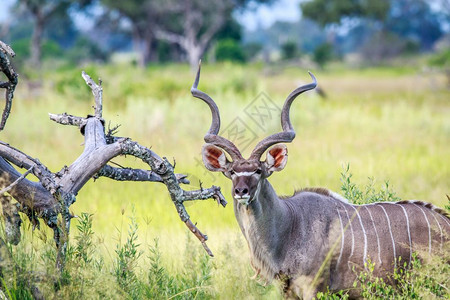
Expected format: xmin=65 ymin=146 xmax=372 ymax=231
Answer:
xmin=233 ymin=186 xmax=450 ymax=299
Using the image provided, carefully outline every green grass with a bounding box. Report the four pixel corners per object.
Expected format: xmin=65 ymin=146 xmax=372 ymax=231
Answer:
xmin=0 ymin=62 xmax=449 ymax=298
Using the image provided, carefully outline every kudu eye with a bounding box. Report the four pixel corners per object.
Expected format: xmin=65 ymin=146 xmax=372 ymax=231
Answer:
xmin=229 ymin=170 xmax=235 ymax=175
xmin=255 ymin=169 xmax=262 ymax=174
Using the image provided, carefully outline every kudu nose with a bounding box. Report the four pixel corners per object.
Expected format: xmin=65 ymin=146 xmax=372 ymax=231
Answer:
xmin=234 ymin=187 xmax=249 ymax=197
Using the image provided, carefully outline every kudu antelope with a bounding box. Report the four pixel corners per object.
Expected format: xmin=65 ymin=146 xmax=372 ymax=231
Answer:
xmin=190 ymin=63 xmax=450 ymax=299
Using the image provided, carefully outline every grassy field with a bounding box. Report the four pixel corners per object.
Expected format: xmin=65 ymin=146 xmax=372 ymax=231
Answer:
xmin=1 ymin=61 xmax=449 ymax=298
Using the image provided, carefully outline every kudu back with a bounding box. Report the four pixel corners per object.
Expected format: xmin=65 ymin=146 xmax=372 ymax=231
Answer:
xmin=190 ymin=63 xmax=450 ymax=299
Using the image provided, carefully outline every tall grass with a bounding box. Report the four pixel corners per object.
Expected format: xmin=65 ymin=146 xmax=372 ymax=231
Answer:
xmin=0 ymin=62 xmax=448 ymax=298
xmin=1 ymin=166 xmax=448 ymax=298
xmin=0 ymin=206 xmax=279 ymax=299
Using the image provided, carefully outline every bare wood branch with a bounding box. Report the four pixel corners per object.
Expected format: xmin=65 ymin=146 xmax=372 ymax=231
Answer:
xmin=0 ymin=142 xmax=59 ymax=195
xmin=106 ymin=122 xmax=121 ymax=137
xmin=0 ymin=157 xmax=58 ymax=228
xmin=56 ymin=117 xmax=224 ymax=256
xmin=96 ymin=164 xmax=165 ymax=182
xmin=0 ymin=65 xmax=226 ymax=264
xmin=48 ymin=72 xmax=225 ymax=257
xmin=0 ymin=166 xmax=33 ymax=195
xmin=49 ymin=112 xmax=86 ymax=128
xmin=0 ymin=41 xmax=15 ymax=57
xmin=183 ymin=185 xmax=227 ymax=206
xmin=117 ymin=139 xmax=226 ymax=255
xmin=81 ymin=71 xmax=103 ymax=119
xmin=96 ymin=164 xmax=190 ymax=184
xmin=0 ymin=40 xmax=18 ymax=131
xmin=55 ymin=119 xmax=124 ymax=196
xmin=185 ymin=219 xmax=213 ymax=257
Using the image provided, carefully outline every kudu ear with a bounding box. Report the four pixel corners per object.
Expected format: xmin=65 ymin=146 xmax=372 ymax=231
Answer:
xmin=264 ymin=144 xmax=288 ymax=172
xmin=202 ymin=144 xmax=230 ymax=172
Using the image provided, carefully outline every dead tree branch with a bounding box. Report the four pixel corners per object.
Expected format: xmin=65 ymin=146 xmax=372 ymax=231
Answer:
xmin=0 ymin=166 xmax=34 ymax=195
xmin=50 ymin=100 xmax=227 ymax=256
xmin=95 ymin=164 xmax=190 ymax=184
xmin=0 ymin=41 xmax=18 ymax=130
xmin=48 ymin=73 xmax=227 ymax=256
xmin=81 ymin=71 xmax=103 ymax=119
xmin=0 ymin=59 xmax=226 ymax=277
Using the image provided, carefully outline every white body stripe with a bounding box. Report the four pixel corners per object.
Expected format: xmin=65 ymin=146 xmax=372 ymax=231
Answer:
xmin=341 ymin=205 xmax=354 ymax=258
xmin=379 ymin=204 xmax=397 ymax=269
xmin=351 ymin=206 xmax=367 ymax=266
xmin=395 ymin=203 xmax=412 ymax=264
xmin=336 ymin=208 xmax=345 ymax=267
xmin=429 ymin=211 xmax=444 ymax=250
xmin=414 ymin=204 xmax=432 ymax=254
xmin=364 ymin=206 xmax=382 ymax=265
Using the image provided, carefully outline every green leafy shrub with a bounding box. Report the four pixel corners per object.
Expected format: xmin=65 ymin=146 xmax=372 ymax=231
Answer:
xmin=356 ymin=251 xmax=450 ymax=299
xmin=215 ymin=39 xmax=246 ymax=63
xmin=114 ymin=211 xmax=142 ymax=294
xmin=41 ymin=40 xmax=63 ymax=60
xmin=429 ymin=49 xmax=450 ymax=68
xmin=74 ymin=213 xmax=95 ymax=265
xmin=313 ymin=43 xmax=334 ymax=68
xmin=340 ymin=164 xmax=400 ymax=205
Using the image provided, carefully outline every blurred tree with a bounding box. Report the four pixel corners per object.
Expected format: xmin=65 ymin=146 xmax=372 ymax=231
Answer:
xmin=213 ymin=17 xmax=245 ymax=62
xmin=45 ymin=9 xmax=79 ymax=49
xmin=301 ymin=0 xmax=390 ymax=26
xmin=215 ymin=39 xmax=245 ymax=62
xmin=17 ymin=0 xmax=92 ymax=68
xmin=313 ymin=43 xmax=333 ymax=68
xmin=436 ymin=0 xmax=450 ymax=24
xmin=101 ymin=0 xmax=273 ymax=68
xmin=301 ymin=0 xmax=444 ymax=62
xmin=215 ymin=17 xmax=242 ymax=42
xmin=243 ymin=19 xmax=326 ymax=59
xmin=301 ymin=0 xmax=389 ymax=59
xmin=280 ymin=40 xmax=299 ymax=60
xmin=99 ymin=0 xmax=157 ymax=67
xmin=66 ymin=36 xmax=109 ymax=64
xmin=5 ymin=18 xmax=33 ymax=42
xmin=157 ymin=41 xmax=172 ymax=63
xmin=385 ymin=0 xmax=443 ymax=50
xmin=153 ymin=0 xmax=273 ymax=70
xmin=359 ymin=31 xmax=410 ymax=62
xmin=153 ymin=0 xmax=233 ymax=70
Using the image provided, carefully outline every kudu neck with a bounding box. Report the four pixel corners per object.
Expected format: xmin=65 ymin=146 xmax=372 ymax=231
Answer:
xmin=233 ymin=177 xmax=291 ymax=269
xmin=235 ymin=178 xmax=287 ymax=222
